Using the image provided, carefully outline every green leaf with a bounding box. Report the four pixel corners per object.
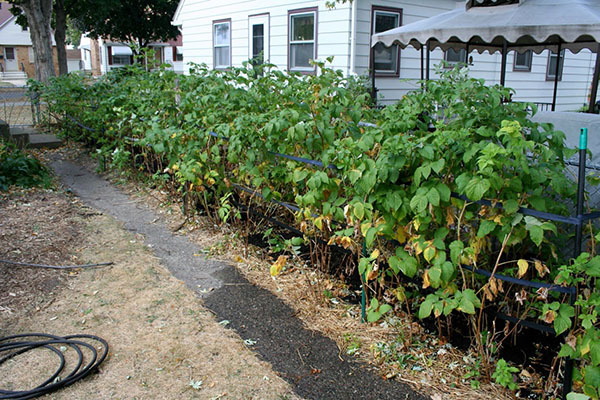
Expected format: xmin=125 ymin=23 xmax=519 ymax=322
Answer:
xmin=431 ymin=158 xmax=445 ymax=174
xmin=348 ymin=169 xmax=362 ymax=184
xmin=528 ymin=225 xmax=544 ymax=247
xmin=410 ymin=194 xmax=428 ymax=213
xmin=449 ymin=240 xmax=464 ymax=265
xmin=591 ymin=342 xmax=600 ymax=366
xmin=566 ymin=393 xmax=591 ymax=400
xmin=554 ymin=304 xmax=574 ymax=335
xmin=400 ymin=256 xmax=418 ymax=278
xmin=418 ymin=297 xmax=435 ymax=319
xmin=503 ymin=199 xmax=519 ymax=214
xmin=427 ymin=188 xmax=440 ymax=207
xmin=436 ymin=183 xmax=451 ymax=202
xmin=293 ymin=169 xmax=308 ymax=182
xmin=353 ymin=203 xmax=365 ymax=220
xmin=388 ymin=256 xmax=401 ymax=275
xmin=477 ymin=220 xmax=497 ymax=238
xmin=586 ymin=256 xmax=600 ymax=277
xmin=584 ymin=366 xmax=600 ymax=389
xmin=465 ymin=176 xmax=490 ymax=201
xmin=365 ymin=227 xmax=378 ymax=247
xmin=367 ymin=298 xmax=393 ymax=322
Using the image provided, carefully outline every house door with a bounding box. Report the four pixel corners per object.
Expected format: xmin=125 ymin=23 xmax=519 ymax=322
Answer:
xmin=4 ymin=47 xmax=18 ymax=71
xmin=248 ymin=14 xmax=269 ymax=65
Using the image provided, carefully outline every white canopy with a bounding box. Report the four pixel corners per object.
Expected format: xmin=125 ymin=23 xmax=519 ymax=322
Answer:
xmin=372 ymin=0 xmax=600 ymax=55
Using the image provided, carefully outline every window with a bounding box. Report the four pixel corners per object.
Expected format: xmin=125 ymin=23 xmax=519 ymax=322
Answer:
xmin=213 ymin=20 xmax=231 ymax=69
xmin=112 ymin=55 xmax=131 ymax=65
xmin=252 ymin=24 xmax=264 ymax=64
xmin=249 ymin=14 xmax=269 ymax=66
xmin=513 ymin=50 xmax=532 ymax=71
xmin=172 ymin=47 xmax=183 ymax=62
xmin=546 ymin=50 xmax=564 ymax=81
xmin=444 ymin=48 xmax=467 ymax=67
xmin=371 ymin=7 xmax=402 ymax=76
xmin=5 ymin=47 xmax=15 ymax=60
xmin=288 ymin=8 xmax=317 ymax=72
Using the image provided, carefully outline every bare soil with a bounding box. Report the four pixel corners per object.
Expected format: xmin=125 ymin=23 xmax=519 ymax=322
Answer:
xmin=0 ymin=187 xmax=300 ymax=399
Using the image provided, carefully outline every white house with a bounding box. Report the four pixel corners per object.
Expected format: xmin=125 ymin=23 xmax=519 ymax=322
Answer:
xmin=0 ymin=1 xmax=83 ymax=84
xmin=79 ymin=35 xmax=185 ymax=76
xmin=172 ymin=0 xmax=598 ymax=111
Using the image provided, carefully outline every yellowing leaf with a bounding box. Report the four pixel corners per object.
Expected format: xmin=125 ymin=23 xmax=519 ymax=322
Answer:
xmin=270 ymin=255 xmax=288 ymax=277
xmin=234 ymin=255 xmax=244 ymax=263
xmin=543 ymin=310 xmax=555 ymax=324
xmin=360 ymin=222 xmax=371 ymax=237
xmin=422 ymin=270 xmax=431 ymax=289
xmin=314 ymin=216 xmax=323 ymax=231
xmin=370 ymin=249 xmax=380 ymax=260
xmin=517 ymin=259 xmax=529 ymax=278
xmin=396 ymin=227 xmax=407 ymax=244
xmin=340 ymin=236 xmax=352 ymax=249
xmin=423 ymin=245 xmax=436 ymax=263
xmin=534 ymin=260 xmax=549 ymax=277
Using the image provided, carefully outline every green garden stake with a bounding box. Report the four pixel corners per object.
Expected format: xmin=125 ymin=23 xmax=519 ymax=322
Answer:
xmin=361 ymin=241 xmax=367 ymax=323
xmin=580 ymin=127 xmax=588 ymax=150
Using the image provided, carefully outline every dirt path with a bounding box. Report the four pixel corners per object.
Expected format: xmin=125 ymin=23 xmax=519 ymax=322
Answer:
xmin=47 ymin=157 xmax=429 ymax=400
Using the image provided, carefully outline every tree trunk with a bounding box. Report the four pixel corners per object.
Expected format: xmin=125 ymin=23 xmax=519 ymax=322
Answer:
xmin=54 ymin=0 xmax=68 ymax=75
xmin=18 ymin=0 xmax=55 ymax=82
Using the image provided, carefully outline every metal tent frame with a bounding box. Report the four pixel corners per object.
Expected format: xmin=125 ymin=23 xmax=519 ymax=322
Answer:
xmin=371 ymin=0 xmax=600 ymax=112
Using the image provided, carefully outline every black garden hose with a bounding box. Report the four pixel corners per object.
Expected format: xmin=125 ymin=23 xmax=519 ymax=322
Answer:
xmin=0 ymin=333 xmax=109 ymax=400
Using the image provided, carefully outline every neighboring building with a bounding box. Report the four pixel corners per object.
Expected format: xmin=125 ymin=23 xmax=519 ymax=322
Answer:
xmin=0 ymin=1 xmax=82 ymax=83
xmin=172 ymin=0 xmax=598 ymax=111
xmin=79 ymin=35 xmax=184 ymax=76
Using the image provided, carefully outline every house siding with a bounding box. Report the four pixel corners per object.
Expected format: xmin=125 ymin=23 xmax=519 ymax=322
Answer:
xmin=176 ymin=0 xmax=353 ymax=74
xmin=176 ymin=0 xmax=598 ymax=111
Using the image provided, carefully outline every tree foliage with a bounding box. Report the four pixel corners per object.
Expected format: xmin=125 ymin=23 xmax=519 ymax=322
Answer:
xmin=69 ymin=0 xmax=180 ymax=48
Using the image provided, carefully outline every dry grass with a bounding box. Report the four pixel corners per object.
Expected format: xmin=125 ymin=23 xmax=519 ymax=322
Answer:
xmin=0 ymin=188 xmax=301 ymax=400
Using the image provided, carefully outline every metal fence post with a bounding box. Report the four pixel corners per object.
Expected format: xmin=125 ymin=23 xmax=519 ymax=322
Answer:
xmin=563 ymin=127 xmax=588 ymax=399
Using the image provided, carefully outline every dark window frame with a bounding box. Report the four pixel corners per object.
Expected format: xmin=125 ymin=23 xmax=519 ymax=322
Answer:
xmin=287 ymin=6 xmax=318 ymax=75
xmin=444 ymin=48 xmax=467 ymax=68
xmin=513 ymin=49 xmax=532 ymax=72
xmin=370 ymin=6 xmax=402 ymax=77
xmin=546 ymin=49 xmax=565 ymax=81
xmin=213 ymin=18 xmax=232 ymax=70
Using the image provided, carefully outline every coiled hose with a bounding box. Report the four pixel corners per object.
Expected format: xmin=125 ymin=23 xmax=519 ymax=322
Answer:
xmin=0 ymin=333 xmax=108 ymax=399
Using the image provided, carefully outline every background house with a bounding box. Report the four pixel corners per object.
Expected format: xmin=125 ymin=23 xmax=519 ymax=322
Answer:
xmin=79 ymin=35 xmax=184 ymax=76
xmin=172 ymin=0 xmax=598 ymax=111
xmin=0 ymin=1 xmax=83 ymax=84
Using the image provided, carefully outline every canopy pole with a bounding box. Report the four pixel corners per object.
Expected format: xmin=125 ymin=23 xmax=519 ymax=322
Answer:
xmin=370 ymin=44 xmax=376 ymax=104
xmin=420 ymin=46 xmax=424 ymax=82
xmin=587 ymin=42 xmax=600 ymax=113
xmin=426 ymin=40 xmax=431 ymax=81
xmin=552 ymin=42 xmax=562 ymax=112
xmin=500 ymin=40 xmax=508 ymax=87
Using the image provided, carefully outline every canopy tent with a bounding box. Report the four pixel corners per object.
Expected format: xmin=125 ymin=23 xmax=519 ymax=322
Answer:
xmin=371 ymin=0 xmax=600 ymax=112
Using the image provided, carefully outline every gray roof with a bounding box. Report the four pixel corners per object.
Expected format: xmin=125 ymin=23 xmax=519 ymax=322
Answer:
xmin=372 ymin=0 xmax=600 ymax=54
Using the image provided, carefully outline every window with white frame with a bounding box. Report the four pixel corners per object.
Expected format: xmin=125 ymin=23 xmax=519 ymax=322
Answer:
xmin=288 ymin=8 xmax=316 ymax=72
xmin=444 ymin=48 xmax=467 ymax=67
xmin=213 ymin=20 xmax=231 ymax=69
xmin=546 ymin=50 xmax=564 ymax=81
xmin=112 ymin=55 xmax=131 ymax=65
xmin=372 ymin=7 xmax=401 ymax=75
xmin=513 ymin=50 xmax=532 ymax=71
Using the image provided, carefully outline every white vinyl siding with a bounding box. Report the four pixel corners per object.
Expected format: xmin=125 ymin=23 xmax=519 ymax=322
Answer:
xmin=175 ymin=0 xmax=600 ymax=111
